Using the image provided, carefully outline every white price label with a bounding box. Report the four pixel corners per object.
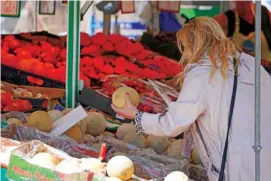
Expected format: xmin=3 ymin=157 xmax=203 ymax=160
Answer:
xmin=157 ymin=1 xmax=181 ymax=13
xmin=120 ymin=0 xmax=135 ymax=14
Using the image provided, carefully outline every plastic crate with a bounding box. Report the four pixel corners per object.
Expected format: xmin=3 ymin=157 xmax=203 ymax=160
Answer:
xmin=1 ymin=65 xmax=65 ymax=88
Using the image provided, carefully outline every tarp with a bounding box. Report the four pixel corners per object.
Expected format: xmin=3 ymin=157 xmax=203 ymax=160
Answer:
xmin=159 ymin=12 xmax=182 ymax=33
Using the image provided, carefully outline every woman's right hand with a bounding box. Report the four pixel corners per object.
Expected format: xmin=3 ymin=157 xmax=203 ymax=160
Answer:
xmin=111 ymin=93 xmax=138 ymax=120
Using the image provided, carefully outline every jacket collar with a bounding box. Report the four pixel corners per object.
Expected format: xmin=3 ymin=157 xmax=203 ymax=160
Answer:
xmin=183 ymin=52 xmax=256 ymax=85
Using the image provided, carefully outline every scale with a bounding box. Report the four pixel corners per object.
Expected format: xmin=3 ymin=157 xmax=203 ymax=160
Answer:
xmin=96 ymin=1 xmax=121 ymax=34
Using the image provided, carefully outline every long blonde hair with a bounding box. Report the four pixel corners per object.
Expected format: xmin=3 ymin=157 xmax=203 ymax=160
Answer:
xmin=176 ymin=17 xmax=238 ymax=87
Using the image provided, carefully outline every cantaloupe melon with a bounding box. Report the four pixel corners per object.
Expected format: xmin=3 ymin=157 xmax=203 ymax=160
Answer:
xmin=112 ymin=87 xmax=140 ymax=108
xmin=31 ymin=152 xmax=61 ymax=169
xmin=101 ymin=131 xmax=115 ymax=137
xmin=84 ymin=113 xmax=106 ymax=136
xmin=55 ymin=158 xmax=80 ymax=174
xmin=164 ymin=171 xmax=189 ymax=181
xmin=79 ymin=158 xmax=106 ymax=174
xmin=116 ymin=123 xmax=136 ymax=140
xmin=107 ymin=156 xmax=134 ymax=181
xmin=146 ymin=136 xmax=171 ymax=154
xmin=191 ymin=148 xmax=201 ymax=164
xmin=7 ymin=118 xmax=23 ymax=125
xmin=48 ymin=110 xmax=64 ymax=122
xmin=64 ymin=125 xmax=83 ymax=141
xmin=123 ymin=132 xmax=146 ymax=148
xmin=105 ymin=177 xmax=122 ymax=181
xmin=84 ymin=134 xmax=95 ymax=142
xmin=78 ymin=119 xmax=87 ymax=135
xmin=166 ymin=139 xmax=184 ymax=159
xmin=63 ymin=108 xmax=72 ymax=115
xmin=112 ymin=152 xmax=128 ymax=157
xmin=27 ymin=111 xmax=53 ymax=132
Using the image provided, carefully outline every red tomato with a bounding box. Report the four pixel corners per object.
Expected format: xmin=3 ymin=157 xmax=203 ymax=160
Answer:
xmin=17 ymin=50 xmax=33 ymax=59
xmin=1 ymin=92 xmax=13 ymax=106
xmin=8 ymin=39 xmax=20 ymax=50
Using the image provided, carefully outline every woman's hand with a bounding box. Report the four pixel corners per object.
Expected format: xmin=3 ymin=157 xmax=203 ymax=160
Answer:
xmin=1 ymin=124 xmax=17 ymax=138
xmin=111 ymin=93 xmax=138 ymax=120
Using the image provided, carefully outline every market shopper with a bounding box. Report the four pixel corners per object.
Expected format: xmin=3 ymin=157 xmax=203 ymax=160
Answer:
xmin=111 ymin=17 xmax=271 ymax=181
xmin=214 ymin=1 xmax=271 ymax=73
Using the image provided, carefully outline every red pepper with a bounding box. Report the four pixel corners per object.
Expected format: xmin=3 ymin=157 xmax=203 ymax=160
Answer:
xmin=99 ymin=143 xmax=107 ymax=161
xmin=80 ymin=32 xmax=91 ymax=47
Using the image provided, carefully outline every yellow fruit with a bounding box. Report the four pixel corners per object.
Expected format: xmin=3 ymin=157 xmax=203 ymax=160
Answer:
xmin=112 ymin=87 xmax=140 ymax=108
xmin=64 ymin=125 xmax=83 ymax=141
xmin=79 ymin=158 xmax=106 ymax=174
xmin=84 ymin=113 xmax=106 ymax=136
xmin=83 ymin=134 xmax=95 ymax=142
xmin=191 ymin=148 xmax=201 ymax=164
xmin=55 ymin=158 xmax=80 ymax=174
xmin=146 ymin=136 xmax=171 ymax=154
xmin=27 ymin=111 xmax=53 ymax=132
xmin=100 ymin=131 xmax=115 ymax=137
xmin=48 ymin=110 xmax=64 ymax=122
xmin=105 ymin=177 xmax=122 ymax=181
xmin=7 ymin=118 xmax=23 ymax=125
xmin=31 ymin=152 xmax=61 ymax=169
xmin=62 ymin=108 xmax=72 ymax=115
xmin=78 ymin=119 xmax=87 ymax=135
xmin=166 ymin=139 xmax=184 ymax=159
xmin=123 ymin=132 xmax=146 ymax=148
xmin=164 ymin=171 xmax=189 ymax=181
xmin=116 ymin=124 xmax=136 ymax=140
xmin=107 ymin=156 xmax=134 ymax=181
xmin=112 ymin=152 xmax=128 ymax=157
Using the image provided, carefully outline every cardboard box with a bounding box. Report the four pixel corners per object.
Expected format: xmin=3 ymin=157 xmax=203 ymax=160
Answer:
xmin=2 ymin=81 xmax=65 ymax=99
xmin=6 ymin=140 xmax=106 ymax=181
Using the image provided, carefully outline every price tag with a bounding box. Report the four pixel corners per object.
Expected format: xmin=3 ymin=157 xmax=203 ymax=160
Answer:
xmin=120 ymin=0 xmax=135 ymax=14
xmin=39 ymin=0 xmax=56 ymax=15
xmin=157 ymin=1 xmax=181 ymax=13
xmin=0 ymin=0 xmax=21 ymax=17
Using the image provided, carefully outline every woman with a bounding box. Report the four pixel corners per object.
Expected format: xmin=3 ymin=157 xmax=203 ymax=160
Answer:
xmin=112 ymin=17 xmax=271 ymax=181
xmin=214 ymin=1 xmax=271 ymax=73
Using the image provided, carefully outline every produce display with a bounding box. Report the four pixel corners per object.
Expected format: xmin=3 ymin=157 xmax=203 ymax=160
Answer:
xmin=1 ymin=86 xmax=33 ymax=112
xmin=1 ymin=30 xmax=206 ymax=181
xmin=1 ymin=32 xmax=182 ymax=89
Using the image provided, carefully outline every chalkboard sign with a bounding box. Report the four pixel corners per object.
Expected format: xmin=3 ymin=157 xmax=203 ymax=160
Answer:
xmin=39 ymin=0 xmax=56 ymax=15
xmin=0 ymin=0 xmax=21 ymax=17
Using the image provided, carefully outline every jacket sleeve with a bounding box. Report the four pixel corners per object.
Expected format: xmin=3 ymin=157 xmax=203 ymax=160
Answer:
xmin=134 ymin=75 xmax=207 ymax=137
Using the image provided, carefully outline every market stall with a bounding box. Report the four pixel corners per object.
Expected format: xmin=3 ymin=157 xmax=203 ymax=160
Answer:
xmin=1 ymin=0 xmax=264 ymax=181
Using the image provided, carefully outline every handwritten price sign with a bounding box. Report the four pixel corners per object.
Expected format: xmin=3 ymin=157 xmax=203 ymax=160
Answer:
xmin=157 ymin=1 xmax=181 ymax=13
xmin=1 ymin=0 xmax=21 ymax=17
xmin=120 ymin=0 xmax=135 ymax=14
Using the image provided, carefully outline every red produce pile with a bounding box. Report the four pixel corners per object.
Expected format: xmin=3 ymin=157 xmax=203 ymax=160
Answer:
xmin=1 ymin=33 xmax=182 ymax=88
xmin=1 ymin=91 xmax=32 ymax=112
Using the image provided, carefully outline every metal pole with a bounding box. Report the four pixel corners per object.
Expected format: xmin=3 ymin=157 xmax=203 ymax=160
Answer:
xmin=66 ymin=0 xmax=80 ymax=108
xmin=253 ymin=1 xmax=262 ymax=181
xmin=33 ymin=1 xmax=37 ymax=31
xmin=103 ymin=13 xmax=111 ymax=35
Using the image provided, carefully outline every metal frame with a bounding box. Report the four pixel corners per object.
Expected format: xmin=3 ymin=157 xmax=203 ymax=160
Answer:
xmin=253 ymin=1 xmax=262 ymax=181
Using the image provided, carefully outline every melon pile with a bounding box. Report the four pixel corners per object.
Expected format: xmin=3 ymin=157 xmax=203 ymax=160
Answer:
xmin=30 ymin=150 xmax=137 ymax=181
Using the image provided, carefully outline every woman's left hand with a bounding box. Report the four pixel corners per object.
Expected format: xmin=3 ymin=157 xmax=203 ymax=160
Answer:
xmin=1 ymin=124 xmax=17 ymax=138
xmin=111 ymin=93 xmax=138 ymax=120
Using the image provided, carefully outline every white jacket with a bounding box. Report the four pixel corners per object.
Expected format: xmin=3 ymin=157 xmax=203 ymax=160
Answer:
xmin=135 ymin=52 xmax=271 ymax=181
